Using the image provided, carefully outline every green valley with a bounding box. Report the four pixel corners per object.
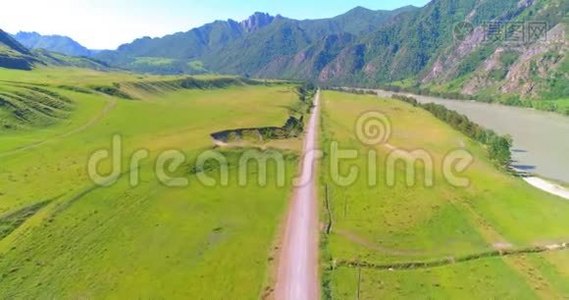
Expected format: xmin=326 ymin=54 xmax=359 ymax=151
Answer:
xmin=1 ymin=0 xmax=568 ymax=298
xmin=0 ymin=67 xmax=303 ymax=298
xmin=320 ymin=91 xmax=569 ymax=299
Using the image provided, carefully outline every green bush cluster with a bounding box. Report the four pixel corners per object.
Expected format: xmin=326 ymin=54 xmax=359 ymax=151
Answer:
xmin=381 ymin=82 xmax=569 ymax=115
xmin=296 ymin=82 xmax=317 ymax=103
xmin=324 ymin=87 xmax=377 ymax=95
xmin=90 ymin=85 xmax=134 ymax=100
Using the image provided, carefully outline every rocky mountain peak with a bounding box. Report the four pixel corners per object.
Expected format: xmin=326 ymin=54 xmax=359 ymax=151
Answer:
xmin=240 ymin=12 xmax=275 ymax=32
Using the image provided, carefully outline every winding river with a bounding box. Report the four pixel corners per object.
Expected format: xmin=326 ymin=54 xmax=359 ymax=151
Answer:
xmin=376 ymin=90 xmax=569 ymax=185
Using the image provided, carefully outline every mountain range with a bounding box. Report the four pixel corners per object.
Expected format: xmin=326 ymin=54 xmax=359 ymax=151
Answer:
xmin=3 ymin=0 xmax=569 ymax=100
xmin=0 ymin=30 xmax=108 ymax=71
xmin=92 ymin=6 xmax=418 ymax=75
xmin=13 ymin=31 xmax=95 ymax=57
xmin=0 ymin=29 xmax=38 ymax=70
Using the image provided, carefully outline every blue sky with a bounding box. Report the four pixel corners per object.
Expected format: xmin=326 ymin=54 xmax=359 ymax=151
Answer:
xmin=0 ymin=0 xmax=430 ymax=50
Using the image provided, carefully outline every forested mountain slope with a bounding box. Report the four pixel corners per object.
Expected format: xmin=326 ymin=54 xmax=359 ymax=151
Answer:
xmin=94 ymin=7 xmax=416 ymax=74
xmin=92 ymin=0 xmax=567 ymax=102
xmin=4 ymin=0 xmax=568 ymax=102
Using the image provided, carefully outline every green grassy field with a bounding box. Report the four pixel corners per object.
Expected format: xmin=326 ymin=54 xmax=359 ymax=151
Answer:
xmin=320 ymin=91 xmax=569 ymax=299
xmin=3 ymin=66 xmax=568 ymax=298
xmin=0 ymin=67 xmax=301 ymax=297
xmin=541 ymin=98 xmax=569 ymax=115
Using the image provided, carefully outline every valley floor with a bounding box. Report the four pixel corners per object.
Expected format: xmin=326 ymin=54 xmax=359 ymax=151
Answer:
xmin=320 ymin=91 xmax=569 ymax=299
xmin=0 ymin=67 xmax=301 ymax=298
xmin=1 ymin=67 xmax=569 ymax=299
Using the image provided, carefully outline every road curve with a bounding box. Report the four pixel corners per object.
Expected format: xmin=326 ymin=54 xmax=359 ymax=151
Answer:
xmin=274 ymin=90 xmax=320 ymax=300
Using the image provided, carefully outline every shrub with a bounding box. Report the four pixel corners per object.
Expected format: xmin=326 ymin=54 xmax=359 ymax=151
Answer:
xmin=91 ymin=85 xmax=134 ymax=100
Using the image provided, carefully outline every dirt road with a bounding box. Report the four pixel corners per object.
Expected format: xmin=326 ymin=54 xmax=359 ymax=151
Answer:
xmin=274 ymin=90 xmax=320 ymax=300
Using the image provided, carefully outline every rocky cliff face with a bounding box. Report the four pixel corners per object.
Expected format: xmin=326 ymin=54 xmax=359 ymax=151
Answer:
xmin=500 ymin=24 xmax=568 ymax=97
xmin=417 ymin=0 xmax=568 ymax=100
xmin=240 ymin=12 xmax=276 ymax=33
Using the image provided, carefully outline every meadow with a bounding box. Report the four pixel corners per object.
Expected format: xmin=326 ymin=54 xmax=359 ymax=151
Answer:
xmin=319 ymin=91 xmax=569 ymax=299
xmin=0 ymin=67 xmax=301 ymax=298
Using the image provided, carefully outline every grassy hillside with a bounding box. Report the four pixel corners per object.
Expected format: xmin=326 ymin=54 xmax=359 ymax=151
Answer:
xmin=0 ymin=29 xmax=114 ymax=71
xmin=320 ymin=91 xmax=569 ymax=298
xmin=0 ymin=29 xmax=38 ymax=70
xmin=0 ymin=67 xmax=302 ymax=298
xmin=33 ymin=49 xmax=110 ymax=71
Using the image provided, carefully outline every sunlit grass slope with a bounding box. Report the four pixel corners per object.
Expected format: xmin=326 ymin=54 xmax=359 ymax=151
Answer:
xmin=0 ymin=67 xmax=300 ymax=298
xmin=320 ymin=91 xmax=569 ymax=299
